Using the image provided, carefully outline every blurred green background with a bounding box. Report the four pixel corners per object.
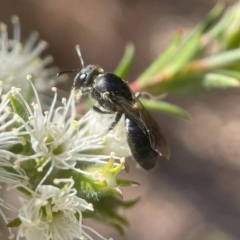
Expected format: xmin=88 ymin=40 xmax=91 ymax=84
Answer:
xmin=0 ymin=0 xmax=239 ymax=239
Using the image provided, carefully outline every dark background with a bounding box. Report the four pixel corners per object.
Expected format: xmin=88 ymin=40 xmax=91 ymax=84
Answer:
xmin=1 ymin=0 xmax=239 ymax=239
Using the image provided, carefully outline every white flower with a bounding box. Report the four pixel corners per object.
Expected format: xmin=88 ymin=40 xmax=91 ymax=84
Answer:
xmin=0 ymin=83 xmax=24 ymax=160
xmin=0 ymin=161 xmax=28 ymax=240
xmin=12 ymin=81 xmax=122 ymax=189
xmin=0 ymin=83 xmax=16 ymax=132
xmin=16 ymin=178 xmax=109 ymax=240
xmin=0 ymin=16 xmax=57 ymax=94
xmin=0 ymin=164 xmax=27 ymax=187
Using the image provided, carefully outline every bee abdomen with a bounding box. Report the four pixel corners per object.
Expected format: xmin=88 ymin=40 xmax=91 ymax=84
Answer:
xmin=125 ymin=116 xmax=158 ymax=170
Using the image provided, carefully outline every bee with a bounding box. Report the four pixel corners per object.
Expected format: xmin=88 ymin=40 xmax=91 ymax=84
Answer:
xmin=58 ymin=46 xmax=170 ymax=170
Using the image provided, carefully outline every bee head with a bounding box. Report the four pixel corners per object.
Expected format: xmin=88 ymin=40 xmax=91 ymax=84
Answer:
xmin=73 ymin=65 xmax=104 ymax=92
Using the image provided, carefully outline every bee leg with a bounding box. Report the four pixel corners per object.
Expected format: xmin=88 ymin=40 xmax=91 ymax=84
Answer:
xmin=106 ymin=112 xmax=123 ymax=132
xmin=92 ymin=105 xmax=112 ymax=114
xmin=92 ymin=106 xmax=122 ymax=132
xmin=135 ymin=92 xmax=152 ymax=99
xmin=82 ymin=87 xmax=93 ymax=94
xmin=135 ymin=92 xmax=167 ymax=100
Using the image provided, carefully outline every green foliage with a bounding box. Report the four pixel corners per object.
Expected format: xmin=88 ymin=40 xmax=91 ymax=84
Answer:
xmin=9 ymin=95 xmax=29 ymax=122
xmin=131 ymin=3 xmax=240 ymax=97
xmin=83 ymin=195 xmax=140 ymax=235
xmin=140 ymin=99 xmax=190 ymax=119
xmin=114 ymin=43 xmax=135 ymax=79
xmin=71 ymin=157 xmax=139 ymax=235
xmin=6 ymin=217 xmax=22 ymax=228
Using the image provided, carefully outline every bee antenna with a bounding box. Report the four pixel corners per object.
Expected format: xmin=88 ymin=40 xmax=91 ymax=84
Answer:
xmin=75 ymin=45 xmax=85 ymax=69
xmin=57 ymin=69 xmax=80 ymax=76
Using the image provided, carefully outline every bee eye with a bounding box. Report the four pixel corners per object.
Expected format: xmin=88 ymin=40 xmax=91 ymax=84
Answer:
xmin=80 ymin=73 xmax=86 ymax=80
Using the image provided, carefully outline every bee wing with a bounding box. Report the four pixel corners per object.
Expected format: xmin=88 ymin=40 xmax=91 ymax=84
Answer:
xmin=108 ymin=92 xmax=171 ymax=160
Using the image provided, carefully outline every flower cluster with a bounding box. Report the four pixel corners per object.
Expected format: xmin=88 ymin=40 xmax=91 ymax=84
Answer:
xmin=0 ymin=16 xmax=59 ymax=95
xmin=0 ymin=18 xmax=136 ymax=240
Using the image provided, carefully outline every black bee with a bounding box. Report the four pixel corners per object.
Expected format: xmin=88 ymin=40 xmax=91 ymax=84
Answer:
xmin=58 ymin=46 xmax=170 ymax=170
